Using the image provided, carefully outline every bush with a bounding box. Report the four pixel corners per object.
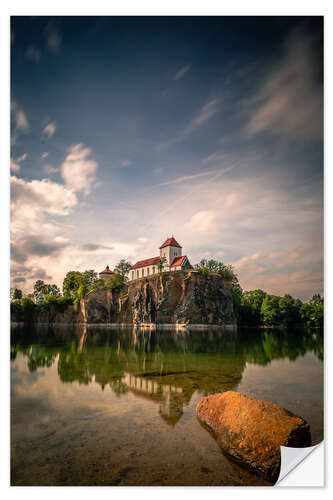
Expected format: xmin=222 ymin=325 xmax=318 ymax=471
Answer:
xmin=106 ymin=274 xmax=125 ymax=289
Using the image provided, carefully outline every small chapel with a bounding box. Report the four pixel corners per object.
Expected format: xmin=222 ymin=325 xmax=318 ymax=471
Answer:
xmin=128 ymin=236 xmax=192 ymax=281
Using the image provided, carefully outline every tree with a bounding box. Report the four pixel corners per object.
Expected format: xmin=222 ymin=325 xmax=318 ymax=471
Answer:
xmin=33 ymin=280 xmax=60 ymax=298
xmin=82 ymin=270 xmax=98 ymax=288
xmin=106 ymin=274 xmax=125 ymax=289
xmin=300 ymin=294 xmax=324 ymax=328
xmin=33 ymin=280 xmax=46 ymax=297
xmin=195 ymin=259 xmax=238 ymax=282
xmin=12 ymin=288 xmax=22 ymax=300
xmin=279 ymin=294 xmax=302 ymax=326
xmin=157 ymin=256 xmax=167 ymax=273
xmin=114 ymin=259 xmax=132 ymax=281
xmin=62 ymin=271 xmax=83 ymax=298
xmin=261 ymin=295 xmax=281 ymax=326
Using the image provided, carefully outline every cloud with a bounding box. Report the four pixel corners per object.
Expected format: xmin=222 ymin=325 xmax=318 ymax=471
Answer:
xmin=41 ymin=152 xmax=49 ymax=159
xmin=11 ymin=103 xmax=29 ymax=144
xmin=185 ymin=99 xmax=220 ymax=134
xmin=42 ymin=122 xmax=56 ymax=137
xmin=186 ymin=210 xmax=217 ymax=233
xmin=121 ymin=160 xmax=132 ymax=167
xmin=44 ymin=164 xmax=59 ymax=174
xmin=244 ymin=29 xmax=323 ymax=142
xmin=45 ymin=22 xmax=62 ymax=53
xmin=11 ymin=159 xmax=21 ymax=172
xmin=61 ymin=143 xmax=98 ymax=196
xmin=25 ymin=46 xmax=41 ymax=63
xmin=150 ymin=169 xmax=218 ymax=189
xmin=175 ymin=64 xmax=191 ymax=80
xmin=16 ymin=153 xmax=27 ymax=163
xmin=81 ymin=243 xmax=114 ymax=252
xmin=10 ymin=153 xmax=27 ymax=173
xmin=158 ymin=98 xmax=221 ymax=150
xmin=10 ymin=175 xmax=78 ymax=287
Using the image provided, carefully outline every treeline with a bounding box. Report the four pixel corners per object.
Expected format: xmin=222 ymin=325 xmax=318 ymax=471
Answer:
xmin=194 ymin=259 xmax=323 ymax=328
xmin=232 ymin=286 xmax=323 ymax=328
xmin=10 ymin=259 xmax=132 ymax=318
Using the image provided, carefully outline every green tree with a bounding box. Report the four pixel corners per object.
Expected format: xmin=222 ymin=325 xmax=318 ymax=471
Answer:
xmin=105 ymin=274 xmax=125 ymax=289
xmin=195 ymin=259 xmax=237 ymax=282
xmin=157 ymin=256 xmax=167 ymax=273
xmin=12 ymin=288 xmax=22 ymax=300
xmin=82 ymin=270 xmax=98 ymax=288
xmin=279 ymin=294 xmax=302 ymax=326
xmin=114 ymin=259 xmax=132 ymax=281
xmin=261 ymin=295 xmax=282 ymax=326
xmin=33 ymin=280 xmax=60 ymax=298
xmin=300 ymin=294 xmax=324 ymax=328
xmin=62 ymin=271 xmax=83 ymax=298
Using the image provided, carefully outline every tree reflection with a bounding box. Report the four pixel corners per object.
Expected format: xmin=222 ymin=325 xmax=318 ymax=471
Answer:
xmin=11 ymin=325 xmax=323 ymax=425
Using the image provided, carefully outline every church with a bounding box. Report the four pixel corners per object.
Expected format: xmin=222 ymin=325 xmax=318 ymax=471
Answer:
xmin=128 ymin=236 xmax=192 ymax=281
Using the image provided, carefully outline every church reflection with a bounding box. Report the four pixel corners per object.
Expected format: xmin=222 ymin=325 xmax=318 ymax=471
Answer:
xmin=11 ymin=324 xmax=323 ymax=427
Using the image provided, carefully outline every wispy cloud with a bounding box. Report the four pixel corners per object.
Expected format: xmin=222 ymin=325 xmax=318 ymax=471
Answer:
xmin=174 ymin=64 xmax=191 ymax=80
xmin=121 ymin=160 xmax=132 ymax=167
xmin=16 ymin=153 xmax=27 ymax=163
xmin=42 ymin=122 xmax=56 ymax=137
xmin=45 ymin=22 xmax=62 ymax=53
xmin=61 ymin=143 xmax=98 ymax=195
xmin=10 ymin=159 xmax=21 ymax=172
xmin=25 ymin=46 xmax=41 ymax=63
xmin=158 ymin=98 xmax=221 ymax=150
xmin=149 ymin=169 xmax=219 ymax=189
xmin=41 ymin=152 xmax=49 ymax=159
xmin=243 ymin=29 xmax=323 ymax=142
xmin=44 ymin=164 xmax=59 ymax=174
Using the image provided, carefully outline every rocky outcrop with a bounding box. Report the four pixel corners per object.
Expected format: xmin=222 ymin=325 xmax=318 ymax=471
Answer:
xmin=81 ymin=271 xmax=236 ymax=326
xmin=196 ymin=391 xmax=311 ymax=482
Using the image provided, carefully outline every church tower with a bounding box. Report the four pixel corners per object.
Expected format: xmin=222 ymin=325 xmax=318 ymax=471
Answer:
xmin=159 ymin=236 xmax=182 ymax=266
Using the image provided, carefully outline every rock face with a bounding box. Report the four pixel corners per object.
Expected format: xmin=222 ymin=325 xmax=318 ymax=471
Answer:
xmin=81 ymin=271 xmax=236 ymax=326
xmin=196 ymin=391 xmax=311 ymax=482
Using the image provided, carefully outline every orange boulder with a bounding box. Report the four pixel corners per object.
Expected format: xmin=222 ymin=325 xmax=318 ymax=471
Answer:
xmin=196 ymin=391 xmax=311 ymax=482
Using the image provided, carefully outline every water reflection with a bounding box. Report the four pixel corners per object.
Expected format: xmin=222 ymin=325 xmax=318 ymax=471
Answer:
xmin=11 ymin=325 xmax=323 ymax=427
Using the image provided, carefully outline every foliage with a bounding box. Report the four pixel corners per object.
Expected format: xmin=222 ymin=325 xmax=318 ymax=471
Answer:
xmin=114 ymin=259 xmax=132 ymax=281
xmin=62 ymin=270 xmax=98 ymax=299
xmin=157 ymin=256 xmax=167 ymax=273
xmin=232 ymin=285 xmax=324 ymax=328
xmin=195 ymin=259 xmax=237 ymax=282
xmin=33 ymin=280 xmax=60 ymax=298
xmin=105 ymin=273 xmax=125 ymax=289
xmin=12 ymin=288 xmax=22 ymax=300
xmin=62 ymin=271 xmax=84 ymax=298
xmin=81 ymin=270 xmax=98 ymax=288
xmin=300 ymin=294 xmax=324 ymax=328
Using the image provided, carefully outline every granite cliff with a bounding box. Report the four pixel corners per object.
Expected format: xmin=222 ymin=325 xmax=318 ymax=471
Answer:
xmin=12 ymin=271 xmax=236 ymax=327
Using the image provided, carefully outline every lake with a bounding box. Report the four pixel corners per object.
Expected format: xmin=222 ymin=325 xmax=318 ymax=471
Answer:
xmin=11 ymin=325 xmax=323 ymax=486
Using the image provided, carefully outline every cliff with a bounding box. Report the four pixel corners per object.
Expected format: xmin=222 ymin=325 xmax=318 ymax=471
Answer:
xmin=81 ymin=271 xmax=235 ymax=326
xmin=11 ymin=271 xmax=236 ymax=327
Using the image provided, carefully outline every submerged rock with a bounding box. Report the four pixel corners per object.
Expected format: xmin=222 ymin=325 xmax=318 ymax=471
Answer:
xmin=196 ymin=391 xmax=311 ymax=482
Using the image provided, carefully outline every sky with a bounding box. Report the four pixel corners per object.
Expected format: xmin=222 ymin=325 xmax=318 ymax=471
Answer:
xmin=10 ymin=16 xmax=323 ymax=300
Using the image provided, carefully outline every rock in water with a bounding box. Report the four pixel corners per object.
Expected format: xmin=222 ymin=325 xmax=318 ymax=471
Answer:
xmin=196 ymin=391 xmax=311 ymax=482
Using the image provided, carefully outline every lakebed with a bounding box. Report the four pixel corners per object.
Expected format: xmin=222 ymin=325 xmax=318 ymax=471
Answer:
xmin=11 ymin=325 xmax=323 ymax=486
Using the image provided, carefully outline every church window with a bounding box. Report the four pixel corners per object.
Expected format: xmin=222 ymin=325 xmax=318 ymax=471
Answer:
xmin=142 ymin=269 xmax=145 ymax=277
xmin=152 ymin=266 xmax=155 ymax=274
xmin=147 ymin=267 xmax=150 ymax=275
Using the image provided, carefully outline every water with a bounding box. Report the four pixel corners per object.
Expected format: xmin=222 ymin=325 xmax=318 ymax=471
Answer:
xmin=11 ymin=325 xmax=323 ymax=486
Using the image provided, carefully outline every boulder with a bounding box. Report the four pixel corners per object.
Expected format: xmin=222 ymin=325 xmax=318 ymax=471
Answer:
xmin=196 ymin=391 xmax=311 ymax=482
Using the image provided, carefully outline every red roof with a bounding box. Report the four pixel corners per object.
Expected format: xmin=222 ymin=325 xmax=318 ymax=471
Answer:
xmin=159 ymin=236 xmax=182 ymax=249
xmin=171 ymin=255 xmax=187 ymax=267
xmin=100 ymin=265 xmax=113 ymax=274
xmin=130 ymin=256 xmax=160 ymax=270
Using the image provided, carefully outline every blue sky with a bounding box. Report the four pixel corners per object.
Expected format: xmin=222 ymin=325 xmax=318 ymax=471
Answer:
xmin=10 ymin=16 xmax=323 ymax=299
